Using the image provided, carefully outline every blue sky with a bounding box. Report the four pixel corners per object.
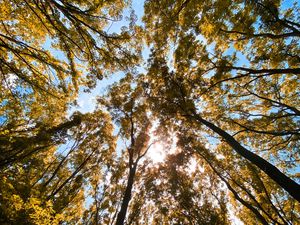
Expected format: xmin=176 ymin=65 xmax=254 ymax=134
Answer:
xmin=70 ymin=0 xmax=147 ymax=114
xmin=71 ymin=0 xmax=299 ymax=114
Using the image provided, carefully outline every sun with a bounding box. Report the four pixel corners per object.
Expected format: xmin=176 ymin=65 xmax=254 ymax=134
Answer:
xmin=146 ymin=141 xmax=166 ymax=163
xmin=146 ymin=126 xmax=178 ymax=163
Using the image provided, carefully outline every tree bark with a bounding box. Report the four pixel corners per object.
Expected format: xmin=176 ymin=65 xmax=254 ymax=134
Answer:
xmin=193 ymin=114 xmax=300 ymax=202
xmin=115 ymin=164 xmax=137 ymax=225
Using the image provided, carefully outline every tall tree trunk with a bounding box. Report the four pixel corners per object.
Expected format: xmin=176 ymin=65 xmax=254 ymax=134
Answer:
xmin=116 ymin=164 xmax=137 ymax=225
xmin=193 ymin=114 xmax=300 ymax=202
xmin=197 ymin=151 xmax=269 ymax=225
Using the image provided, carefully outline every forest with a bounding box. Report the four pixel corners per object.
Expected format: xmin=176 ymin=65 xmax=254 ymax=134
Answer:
xmin=0 ymin=0 xmax=299 ymax=224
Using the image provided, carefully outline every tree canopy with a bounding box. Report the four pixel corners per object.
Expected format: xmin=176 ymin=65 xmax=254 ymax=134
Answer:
xmin=1 ymin=0 xmax=299 ymax=224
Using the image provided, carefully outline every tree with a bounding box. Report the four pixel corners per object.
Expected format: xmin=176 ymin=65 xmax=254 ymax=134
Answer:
xmin=0 ymin=110 xmax=116 ymax=224
xmin=0 ymin=0 xmax=140 ymax=169
xmin=0 ymin=113 xmax=82 ymax=169
xmin=138 ymin=150 xmax=230 ymax=224
xmin=143 ymin=0 xmax=300 ymax=202
xmin=1 ymin=1 xmax=141 ymax=223
xmin=1 ymin=0 xmax=139 ymax=95
xmin=0 ymin=3 xmax=140 ymax=221
xmin=99 ymin=74 xmax=154 ymax=225
xmin=177 ymin=125 xmax=300 ymax=225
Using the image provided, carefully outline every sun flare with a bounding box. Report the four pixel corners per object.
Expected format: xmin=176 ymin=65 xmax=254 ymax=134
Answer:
xmin=146 ymin=126 xmax=178 ymax=163
xmin=147 ymin=141 xmax=166 ymax=163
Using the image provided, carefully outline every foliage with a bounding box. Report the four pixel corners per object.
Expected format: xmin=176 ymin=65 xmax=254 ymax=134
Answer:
xmin=1 ymin=0 xmax=300 ymax=224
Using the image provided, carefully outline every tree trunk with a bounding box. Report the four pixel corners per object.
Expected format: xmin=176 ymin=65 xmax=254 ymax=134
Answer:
xmin=193 ymin=114 xmax=300 ymax=202
xmin=116 ymin=164 xmax=137 ymax=225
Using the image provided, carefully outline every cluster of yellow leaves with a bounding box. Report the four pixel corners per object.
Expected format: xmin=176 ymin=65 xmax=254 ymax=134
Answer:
xmin=1 ymin=178 xmax=63 ymax=224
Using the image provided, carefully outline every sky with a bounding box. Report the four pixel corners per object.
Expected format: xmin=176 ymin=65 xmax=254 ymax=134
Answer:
xmin=72 ymin=0 xmax=299 ymax=114
xmin=71 ymin=0 xmax=148 ymax=114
